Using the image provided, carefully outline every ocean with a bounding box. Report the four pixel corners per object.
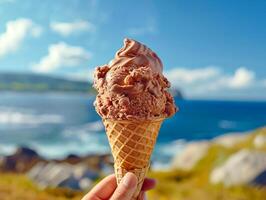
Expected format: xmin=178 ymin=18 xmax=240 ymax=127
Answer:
xmin=0 ymin=92 xmax=266 ymax=168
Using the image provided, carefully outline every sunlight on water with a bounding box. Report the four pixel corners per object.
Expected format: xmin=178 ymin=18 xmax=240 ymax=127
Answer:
xmin=0 ymin=93 xmax=266 ymax=169
xmin=0 ymin=106 xmax=63 ymax=126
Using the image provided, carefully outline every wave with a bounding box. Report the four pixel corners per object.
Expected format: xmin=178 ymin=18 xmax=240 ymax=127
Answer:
xmin=0 ymin=117 xmax=187 ymax=169
xmin=0 ymin=144 xmax=17 ymax=156
xmin=70 ymin=120 xmax=104 ymax=132
xmin=30 ymin=141 xmax=110 ymax=159
xmin=27 ymin=121 xmax=109 ymax=158
xmin=0 ymin=136 xmax=187 ymax=170
xmin=0 ymin=106 xmax=63 ymax=126
xmin=0 ymin=120 xmax=107 ymax=158
xmin=218 ymin=120 xmax=237 ymax=129
xmin=63 ymin=121 xmax=105 ymax=141
xmin=157 ymin=139 xmax=187 ymax=157
xmin=152 ymin=139 xmax=187 ymax=170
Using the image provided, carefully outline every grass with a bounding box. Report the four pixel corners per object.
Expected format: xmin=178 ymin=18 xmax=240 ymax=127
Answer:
xmin=0 ymin=173 xmax=84 ymax=200
xmin=147 ymin=152 xmax=266 ymax=200
xmin=146 ymin=127 xmax=266 ymax=200
xmin=0 ymin=127 xmax=266 ymax=200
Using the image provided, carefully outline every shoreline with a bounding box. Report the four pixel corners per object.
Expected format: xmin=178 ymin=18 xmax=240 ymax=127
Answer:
xmin=1 ymin=126 xmax=265 ymax=171
xmin=0 ymin=126 xmax=265 ymax=199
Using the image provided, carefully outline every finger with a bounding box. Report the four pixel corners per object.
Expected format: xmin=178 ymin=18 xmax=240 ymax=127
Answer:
xmin=138 ymin=192 xmax=145 ymax=200
xmin=141 ymin=178 xmax=156 ymax=191
xmin=82 ymin=174 xmax=117 ymax=200
xmin=110 ymin=172 xmax=137 ymax=200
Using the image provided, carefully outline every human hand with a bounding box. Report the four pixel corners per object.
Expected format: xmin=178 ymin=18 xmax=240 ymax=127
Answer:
xmin=82 ymin=172 xmax=156 ymax=200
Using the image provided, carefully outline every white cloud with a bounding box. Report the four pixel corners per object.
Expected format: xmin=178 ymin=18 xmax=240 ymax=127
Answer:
xmin=223 ymin=67 xmax=255 ymax=89
xmin=32 ymin=42 xmax=91 ymax=73
xmin=166 ymin=67 xmax=220 ymax=84
xmin=50 ymin=20 xmax=96 ymax=36
xmin=203 ymin=67 xmax=255 ymax=91
xmin=0 ymin=18 xmax=42 ymax=58
xmin=165 ymin=66 xmax=264 ymax=98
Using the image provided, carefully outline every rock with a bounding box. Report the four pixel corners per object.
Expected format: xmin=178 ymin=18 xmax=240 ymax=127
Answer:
xmin=79 ymin=178 xmax=93 ymax=190
xmin=252 ymin=171 xmax=266 ymax=185
xmin=213 ymin=132 xmax=249 ymax=148
xmin=27 ymin=162 xmax=46 ymax=180
xmin=169 ymin=88 xmax=183 ymax=99
xmin=0 ymin=156 xmax=3 ymax=165
xmin=254 ymin=135 xmax=266 ymax=148
xmin=58 ymin=175 xmax=80 ymax=190
xmin=0 ymin=146 xmax=44 ymax=173
xmin=27 ymin=162 xmax=98 ymax=190
xmin=171 ymin=141 xmax=210 ymax=170
xmin=59 ymin=154 xmax=113 ymax=172
xmin=210 ymin=150 xmax=266 ymax=186
xmin=83 ymin=154 xmax=113 ymax=171
xmin=42 ymin=163 xmax=73 ymax=187
xmin=64 ymin=154 xmax=82 ymax=164
xmin=73 ymin=163 xmax=98 ymax=180
xmin=16 ymin=147 xmax=39 ymax=157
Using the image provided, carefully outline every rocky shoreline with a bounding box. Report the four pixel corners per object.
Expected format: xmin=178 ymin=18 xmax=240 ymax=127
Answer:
xmin=1 ymin=126 xmax=266 ymax=192
xmin=171 ymin=127 xmax=266 ymax=187
xmin=0 ymin=147 xmax=113 ymax=190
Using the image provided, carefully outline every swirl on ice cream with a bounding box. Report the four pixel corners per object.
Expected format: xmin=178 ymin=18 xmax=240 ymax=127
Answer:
xmin=93 ymin=38 xmax=177 ymax=120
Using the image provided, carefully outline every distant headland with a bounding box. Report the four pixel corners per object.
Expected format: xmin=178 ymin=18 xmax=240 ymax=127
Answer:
xmin=0 ymin=73 xmax=94 ymax=94
xmin=0 ymin=72 xmax=183 ymax=98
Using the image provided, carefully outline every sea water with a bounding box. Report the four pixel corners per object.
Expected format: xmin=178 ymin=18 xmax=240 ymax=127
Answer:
xmin=0 ymin=92 xmax=265 ymax=168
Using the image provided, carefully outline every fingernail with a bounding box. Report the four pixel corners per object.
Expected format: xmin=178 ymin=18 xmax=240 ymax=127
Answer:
xmin=122 ymin=172 xmax=137 ymax=188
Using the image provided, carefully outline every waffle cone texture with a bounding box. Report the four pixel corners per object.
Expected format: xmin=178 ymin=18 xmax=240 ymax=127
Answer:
xmin=103 ymin=118 xmax=164 ymax=199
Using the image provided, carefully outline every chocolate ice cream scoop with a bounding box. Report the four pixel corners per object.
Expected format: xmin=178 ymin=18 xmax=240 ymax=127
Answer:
xmin=93 ymin=38 xmax=177 ymax=120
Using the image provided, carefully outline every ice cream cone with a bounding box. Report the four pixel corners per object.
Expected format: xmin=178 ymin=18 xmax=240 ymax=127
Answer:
xmin=103 ymin=118 xmax=164 ymax=199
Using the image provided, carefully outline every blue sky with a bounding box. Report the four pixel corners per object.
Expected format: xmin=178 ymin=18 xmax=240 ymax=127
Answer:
xmin=0 ymin=0 xmax=265 ymax=99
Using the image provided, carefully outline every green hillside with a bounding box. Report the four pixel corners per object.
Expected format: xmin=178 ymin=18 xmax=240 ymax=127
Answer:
xmin=0 ymin=73 xmax=94 ymax=93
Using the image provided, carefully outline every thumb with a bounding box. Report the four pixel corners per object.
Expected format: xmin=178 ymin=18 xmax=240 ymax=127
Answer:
xmin=110 ymin=172 xmax=138 ymax=200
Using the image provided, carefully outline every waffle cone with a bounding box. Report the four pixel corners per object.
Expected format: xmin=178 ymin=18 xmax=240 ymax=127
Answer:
xmin=103 ymin=118 xmax=164 ymax=199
